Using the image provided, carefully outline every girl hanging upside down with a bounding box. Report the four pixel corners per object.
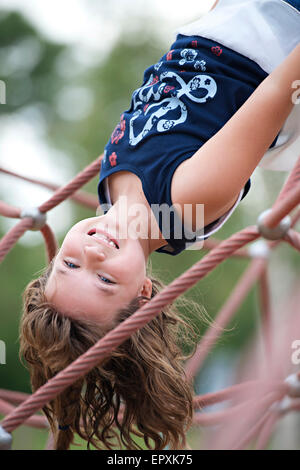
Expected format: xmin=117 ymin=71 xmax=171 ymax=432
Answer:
xmin=20 ymin=0 xmax=300 ymax=450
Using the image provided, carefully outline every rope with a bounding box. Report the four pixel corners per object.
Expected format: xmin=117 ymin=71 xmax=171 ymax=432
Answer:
xmin=0 ymin=156 xmax=102 ymax=264
xmin=0 ymin=167 xmax=99 ymax=209
xmin=0 ymin=226 xmax=260 ymax=433
xmin=0 ymin=152 xmax=299 ymax=449
xmin=38 ymin=156 xmax=102 ymax=214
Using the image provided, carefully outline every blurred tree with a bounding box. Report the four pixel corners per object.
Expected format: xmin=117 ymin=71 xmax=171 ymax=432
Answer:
xmin=0 ymin=9 xmax=171 ymax=393
xmin=0 ymin=7 xmax=299 ymax=451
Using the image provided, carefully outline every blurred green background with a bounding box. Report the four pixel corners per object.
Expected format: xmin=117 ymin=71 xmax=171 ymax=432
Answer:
xmin=0 ymin=2 xmax=299 ymax=450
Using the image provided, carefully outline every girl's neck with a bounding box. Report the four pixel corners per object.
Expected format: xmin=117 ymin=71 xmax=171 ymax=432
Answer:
xmin=106 ymin=171 xmax=167 ymax=255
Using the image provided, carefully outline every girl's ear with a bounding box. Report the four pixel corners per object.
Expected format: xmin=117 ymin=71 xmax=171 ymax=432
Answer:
xmin=139 ymin=277 xmax=152 ymax=300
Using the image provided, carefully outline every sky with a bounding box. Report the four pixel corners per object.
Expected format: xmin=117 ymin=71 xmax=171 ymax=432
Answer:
xmin=0 ymin=0 xmax=215 ymax=50
xmin=0 ymin=0 xmax=271 ymax=248
xmin=0 ymin=0 xmax=216 ymax=246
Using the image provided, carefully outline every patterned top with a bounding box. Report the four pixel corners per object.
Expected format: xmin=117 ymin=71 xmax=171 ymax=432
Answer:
xmin=98 ymin=34 xmax=279 ymax=255
xmin=176 ymin=0 xmax=300 ymax=172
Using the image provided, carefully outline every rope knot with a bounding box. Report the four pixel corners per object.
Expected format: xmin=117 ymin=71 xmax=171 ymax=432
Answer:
xmin=257 ymin=208 xmax=291 ymax=241
xmin=284 ymin=373 xmax=300 ymax=399
xmin=20 ymin=206 xmax=47 ymax=231
xmin=0 ymin=425 xmax=12 ymax=450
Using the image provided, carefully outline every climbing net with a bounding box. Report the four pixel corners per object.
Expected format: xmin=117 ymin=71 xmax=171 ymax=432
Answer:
xmin=0 ymin=154 xmax=300 ymax=450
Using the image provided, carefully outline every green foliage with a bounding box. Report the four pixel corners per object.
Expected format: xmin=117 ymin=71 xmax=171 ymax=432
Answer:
xmin=0 ymin=7 xmax=299 ymax=451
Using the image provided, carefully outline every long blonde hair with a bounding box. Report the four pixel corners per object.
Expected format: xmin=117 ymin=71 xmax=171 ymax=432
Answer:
xmin=20 ymin=260 xmax=203 ymax=450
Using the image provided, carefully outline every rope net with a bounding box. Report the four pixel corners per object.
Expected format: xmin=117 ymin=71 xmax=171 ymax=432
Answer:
xmin=0 ymin=154 xmax=299 ymax=450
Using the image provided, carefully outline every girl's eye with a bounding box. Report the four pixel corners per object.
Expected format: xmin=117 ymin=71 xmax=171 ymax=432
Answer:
xmin=64 ymin=261 xmax=79 ymax=269
xmin=64 ymin=261 xmax=114 ymax=285
xmin=98 ymin=275 xmax=114 ymax=285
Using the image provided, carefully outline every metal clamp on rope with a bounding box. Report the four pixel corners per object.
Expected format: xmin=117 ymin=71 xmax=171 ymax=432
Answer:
xmin=20 ymin=207 xmax=47 ymax=231
xmin=257 ymin=209 xmax=291 ymax=241
xmin=248 ymin=240 xmax=271 ymax=259
xmin=0 ymin=426 xmax=12 ymax=450
xmin=284 ymin=373 xmax=300 ymax=398
xmin=270 ymin=396 xmax=292 ymax=416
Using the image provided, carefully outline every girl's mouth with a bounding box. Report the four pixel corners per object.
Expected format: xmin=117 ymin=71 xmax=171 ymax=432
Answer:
xmin=87 ymin=228 xmax=119 ymax=249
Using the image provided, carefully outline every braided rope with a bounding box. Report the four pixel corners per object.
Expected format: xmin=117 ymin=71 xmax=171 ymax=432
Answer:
xmin=38 ymin=156 xmax=102 ymax=214
xmin=0 ymin=153 xmax=299 ymax=449
xmin=275 ymin=155 xmax=300 ymax=204
xmin=0 ymin=399 xmax=48 ymax=429
xmin=185 ymin=257 xmax=266 ymax=380
xmin=40 ymin=224 xmax=58 ymax=264
xmin=0 ymin=167 xmax=99 ymax=209
xmin=263 ymin=183 xmax=300 ymax=229
xmin=0 ymin=227 xmax=260 ymax=433
xmin=0 ymin=201 xmax=20 ymax=219
xmin=0 ymin=156 xmax=102 ymax=264
xmin=284 ymin=229 xmax=300 ymax=252
xmin=0 ymin=218 xmax=33 ymax=263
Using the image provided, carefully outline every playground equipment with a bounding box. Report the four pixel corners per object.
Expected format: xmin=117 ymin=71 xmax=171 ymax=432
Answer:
xmin=0 ymin=154 xmax=299 ymax=450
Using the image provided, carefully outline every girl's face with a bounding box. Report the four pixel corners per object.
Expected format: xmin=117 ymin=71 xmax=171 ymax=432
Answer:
xmin=45 ymin=216 xmax=152 ymax=326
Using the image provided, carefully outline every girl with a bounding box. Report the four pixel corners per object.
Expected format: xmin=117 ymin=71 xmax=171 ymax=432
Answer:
xmin=20 ymin=0 xmax=300 ymax=450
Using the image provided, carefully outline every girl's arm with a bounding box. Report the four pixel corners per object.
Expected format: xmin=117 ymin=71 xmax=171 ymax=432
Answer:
xmin=171 ymin=43 xmax=300 ymax=230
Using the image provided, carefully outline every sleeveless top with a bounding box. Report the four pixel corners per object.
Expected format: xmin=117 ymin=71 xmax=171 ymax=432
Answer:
xmin=176 ymin=0 xmax=300 ymax=172
xmin=98 ymin=0 xmax=300 ymax=256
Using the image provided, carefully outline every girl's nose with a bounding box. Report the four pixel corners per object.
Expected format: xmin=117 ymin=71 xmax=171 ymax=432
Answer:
xmin=84 ymin=245 xmax=106 ymax=263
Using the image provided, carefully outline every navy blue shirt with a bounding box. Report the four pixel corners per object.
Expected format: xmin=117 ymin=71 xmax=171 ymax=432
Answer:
xmin=98 ymin=34 xmax=278 ymax=255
